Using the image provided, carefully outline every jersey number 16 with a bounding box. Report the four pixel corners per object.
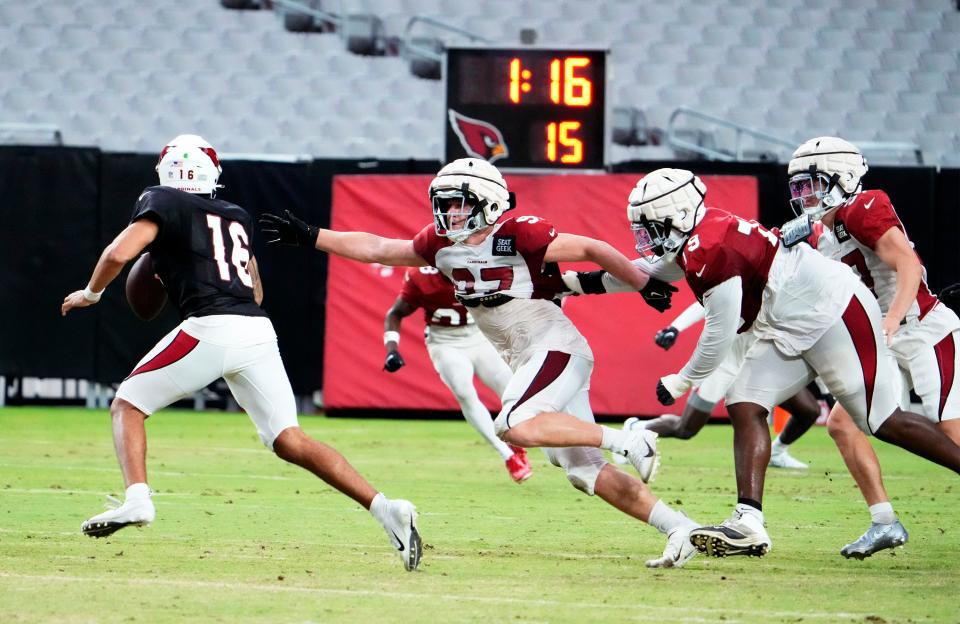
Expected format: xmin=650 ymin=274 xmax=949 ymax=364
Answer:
xmin=206 ymin=214 xmax=253 ymax=288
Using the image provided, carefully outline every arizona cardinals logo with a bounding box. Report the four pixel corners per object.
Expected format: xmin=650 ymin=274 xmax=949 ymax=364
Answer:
xmin=448 ymin=109 xmax=509 ymax=163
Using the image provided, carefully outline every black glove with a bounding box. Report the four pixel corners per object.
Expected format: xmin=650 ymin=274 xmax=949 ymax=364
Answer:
xmin=383 ymin=350 xmax=405 ymax=373
xmin=259 ymin=210 xmax=319 ymax=247
xmin=940 ymin=283 xmax=960 ymax=314
xmin=640 ymin=278 xmax=679 ymax=312
xmin=656 ymin=380 xmax=676 ymax=406
xmin=654 ymin=326 xmax=679 ymax=350
xmin=576 ymin=270 xmax=607 ymax=294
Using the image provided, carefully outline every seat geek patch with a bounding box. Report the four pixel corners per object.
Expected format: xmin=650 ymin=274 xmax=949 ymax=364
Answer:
xmin=492 ymin=235 xmax=516 ymax=256
xmin=835 ymin=221 xmax=851 ymax=243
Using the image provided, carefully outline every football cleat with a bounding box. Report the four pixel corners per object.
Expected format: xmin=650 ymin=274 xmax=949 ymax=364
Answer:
xmin=769 ymin=448 xmax=809 ymax=469
xmin=378 ymin=499 xmax=423 ymax=571
xmin=623 ymin=428 xmax=661 ymax=483
xmin=840 ymin=521 xmax=908 ymax=560
xmin=81 ymin=494 xmax=156 ymax=538
xmin=611 ymin=417 xmax=642 ymax=465
xmin=689 ymin=509 xmax=771 ymax=558
xmin=645 ymin=514 xmax=699 ymax=569
xmin=505 ymin=445 xmax=533 ymax=483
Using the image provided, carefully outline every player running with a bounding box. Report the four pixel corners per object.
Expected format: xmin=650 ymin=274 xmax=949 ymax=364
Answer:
xmin=787 ymin=136 xmax=960 ymax=557
xmin=558 ymin=281 xmax=817 ymax=468
xmin=383 ymin=265 xmax=532 ymax=482
xmin=261 ymin=158 xmax=702 ymax=568
xmin=61 ymin=135 xmax=422 ymax=571
xmin=628 ymin=168 xmax=960 ymax=559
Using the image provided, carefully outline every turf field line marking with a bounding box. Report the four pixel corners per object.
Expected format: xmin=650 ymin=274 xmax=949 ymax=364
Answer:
xmin=0 ymin=572 xmax=871 ymax=621
xmin=0 ymin=488 xmax=195 ymax=497
xmin=0 ymin=462 xmax=296 ymax=481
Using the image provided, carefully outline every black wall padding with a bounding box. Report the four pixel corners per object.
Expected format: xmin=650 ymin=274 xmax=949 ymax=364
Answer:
xmin=1 ymin=147 xmax=955 ymax=393
xmin=0 ymin=147 xmax=101 ymax=377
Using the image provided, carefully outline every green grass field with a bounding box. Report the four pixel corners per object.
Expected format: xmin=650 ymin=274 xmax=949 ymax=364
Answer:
xmin=0 ymin=407 xmax=955 ymax=623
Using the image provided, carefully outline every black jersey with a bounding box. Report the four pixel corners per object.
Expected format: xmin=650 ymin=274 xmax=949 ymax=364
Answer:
xmin=130 ymin=186 xmax=266 ymax=319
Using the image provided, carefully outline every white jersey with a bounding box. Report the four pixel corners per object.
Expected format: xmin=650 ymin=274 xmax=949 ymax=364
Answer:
xmin=413 ymin=216 xmax=592 ymax=369
xmin=752 ymin=243 xmax=861 ymax=356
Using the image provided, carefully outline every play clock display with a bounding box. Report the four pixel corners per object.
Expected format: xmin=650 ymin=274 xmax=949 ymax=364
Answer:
xmin=445 ymin=47 xmax=608 ymax=171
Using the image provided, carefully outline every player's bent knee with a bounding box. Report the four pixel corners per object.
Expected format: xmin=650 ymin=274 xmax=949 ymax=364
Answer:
xmin=110 ymin=397 xmax=148 ymax=420
xmin=271 ymin=425 xmax=306 ymax=458
xmin=543 ymin=447 xmax=606 ymax=495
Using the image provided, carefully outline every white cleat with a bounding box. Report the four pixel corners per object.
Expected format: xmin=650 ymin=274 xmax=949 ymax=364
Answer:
xmin=81 ymin=494 xmax=156 ymax=538
xmin=378 ymin=499 xmax=422 ymax=571
xmin=646 ymin=515 xmax=699 ymax=568
xmin=612 ymin=417 xmax=642 ymax=465
xmin=623 ymin=428 xmax=661 ymax=483
xmin=769 ymin=449 xmax=808 ymax=469
xmin=689 ymin=509 xmax=771 ymax=558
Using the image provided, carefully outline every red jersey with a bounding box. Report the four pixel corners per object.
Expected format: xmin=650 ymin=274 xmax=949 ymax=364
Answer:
xmin=815 ymin=190 xmax=939 ymax=320
xmin=677 ymin=208 xmax=780 ymax=332
xmin=412 ymin=216 xmax=565 ymax=304
xmin=398 ymin=266 xmax=472 ymax=327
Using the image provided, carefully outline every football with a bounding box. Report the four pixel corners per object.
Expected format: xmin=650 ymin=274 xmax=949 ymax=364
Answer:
xmin=125 ymin=252 xmax=167 ymax=321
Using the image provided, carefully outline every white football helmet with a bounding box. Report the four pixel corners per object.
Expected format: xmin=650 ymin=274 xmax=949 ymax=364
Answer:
xmin=627 ymin=168 xmax=706 ymax=261
xmin=156 ymin=134 xmax=223 ymax=196
xmin=787 ymin=136 xmax=867 ymax=219
xmin=428 ymin=158 xmax=514 ymax=242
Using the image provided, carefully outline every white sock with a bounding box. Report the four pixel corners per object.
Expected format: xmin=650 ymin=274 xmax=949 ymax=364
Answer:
xmin=369 ymin=492 xmax=389 ymax=523
xmin=869 ymin=502 xmax=897 ymax=525
xmin=771 ymin=437 xmax=788 ymax=454
xmin=735 ymin=503 xmax=764 ymax=525
xmin=647 ymin=500 xmax=689 ymax=535
xmin=599 ymin=425 xmax=630 ymax=455
xmin=125 ymin=483 xmax=151 ymax=502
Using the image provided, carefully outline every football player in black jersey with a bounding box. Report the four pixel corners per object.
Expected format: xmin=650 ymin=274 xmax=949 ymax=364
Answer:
xmin=61 ymin=135 xmax=422 ymax=571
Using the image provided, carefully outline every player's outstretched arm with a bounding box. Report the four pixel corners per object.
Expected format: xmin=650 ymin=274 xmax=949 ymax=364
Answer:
xmin=260 ymin=210 xmax=426 ymax=267
xmin=546 ymin=233 xmax=648 ymax=290
xmin=874 ymin=227 xmax=924 ymax=343
xmin=61 ymin=220 xmax=158 ymax=316
xmin=383 ymin=296 xmax=416 ymax=373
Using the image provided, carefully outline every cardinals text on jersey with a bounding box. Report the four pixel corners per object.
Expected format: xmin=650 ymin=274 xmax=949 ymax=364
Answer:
xmin=412 ymin=215 xmax=590 ymax=369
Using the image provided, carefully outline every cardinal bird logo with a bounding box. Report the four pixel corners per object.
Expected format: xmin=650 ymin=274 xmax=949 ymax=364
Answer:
xmin=448 ymin=109 xmax=509 ymax=163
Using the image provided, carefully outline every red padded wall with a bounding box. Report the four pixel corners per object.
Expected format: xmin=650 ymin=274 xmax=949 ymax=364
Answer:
xmin=324 ymin=173 xmax=757 ymax=416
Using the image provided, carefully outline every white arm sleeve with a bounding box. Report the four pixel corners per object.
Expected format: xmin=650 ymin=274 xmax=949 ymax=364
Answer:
xmin=633 ymin=256 xmax=685 ymax=283
xmin=678 ymin=277 xmax=742 ymax=384
xmin=670 ymin=302 xmax=705 ymax=332
xmin=599 ymin=256 xmax=685 ymax=294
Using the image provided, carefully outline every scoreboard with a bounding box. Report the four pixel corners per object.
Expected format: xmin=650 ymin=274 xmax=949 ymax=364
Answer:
xmin=444 ymin=47 xmax=608 ymax=171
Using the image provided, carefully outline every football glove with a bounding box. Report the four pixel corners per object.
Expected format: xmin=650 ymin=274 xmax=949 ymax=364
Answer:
xmin=654 ymin=326 xmax=679 ymax=350
xmin=656 ymin=374 xmax=691 ymax=406
xmin=383 ymin=351 xmax=405 ymax=373
xmin=940 ymin=283 xmax=960 ymax=315
xmin=640 ymin=278 xmax=679 ymax=312
xmin=259 ymin=210 xmax=319 ymax=247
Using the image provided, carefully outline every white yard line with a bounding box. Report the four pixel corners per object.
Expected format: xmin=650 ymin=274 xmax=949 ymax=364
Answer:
xmin=0 ymin=572 xmax=877 ymax=622
xmin=0 ymin=462 xmax=297 ymax=481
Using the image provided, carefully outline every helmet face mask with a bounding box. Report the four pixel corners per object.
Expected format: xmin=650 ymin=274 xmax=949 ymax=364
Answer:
xmin=431 ymin=186 xmax=487 ymax=243
xmin=428 ymin=158 xmax=513 ymax=243
xmin=156 ymin=134 xmax=223 ymax=196
xmin=788 ymin=167 xmax=846 ymax=219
